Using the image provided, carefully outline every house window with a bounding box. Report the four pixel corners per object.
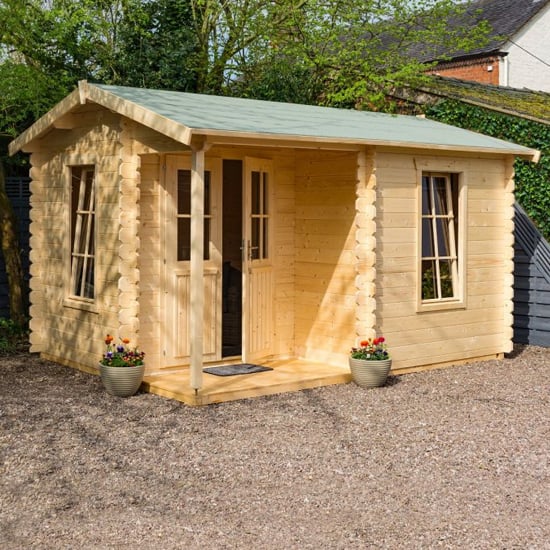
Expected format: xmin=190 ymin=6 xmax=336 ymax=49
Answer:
xmin=70 ymin=166 xmax=95 ymax=300
xmin=421 ymin=172 xmax=460 ymax=302
xmin=176 ymin=169 xmax=211 ymax=261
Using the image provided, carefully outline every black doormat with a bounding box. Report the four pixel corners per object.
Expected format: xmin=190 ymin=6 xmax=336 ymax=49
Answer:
xmin=203 ymin=364 xmax=273 ymax=376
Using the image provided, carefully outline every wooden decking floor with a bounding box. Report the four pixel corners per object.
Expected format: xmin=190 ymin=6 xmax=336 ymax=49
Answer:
xmin=142 ymin=358 xmax=352 ymax=406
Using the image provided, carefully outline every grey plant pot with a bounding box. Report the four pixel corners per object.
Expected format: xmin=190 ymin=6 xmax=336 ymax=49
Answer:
xmin=99 ymin=363 xmax=145 ymax=397
xmin=349 ymin=358 xmax=392 ymax=388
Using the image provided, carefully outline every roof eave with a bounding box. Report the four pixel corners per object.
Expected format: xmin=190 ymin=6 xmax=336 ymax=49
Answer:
xmin=85 ymin=82 xmax=193 ymax=147
xmin=8 ymin=87 xmax=82 ymax=155
xmin=197 ymin=129 xmax=540 ymax=162
xmin=8 ymin=80 xmax=194 ymax=156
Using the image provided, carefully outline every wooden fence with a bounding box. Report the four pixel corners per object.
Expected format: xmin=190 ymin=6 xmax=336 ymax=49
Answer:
xmin=0 ymin=177 xmax=30 ymax=319
xmin=513 ymin=203 xmax=550 ymax=347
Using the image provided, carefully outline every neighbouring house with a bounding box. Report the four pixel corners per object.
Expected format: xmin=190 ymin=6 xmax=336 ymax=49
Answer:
xmin=423 ymin=0 xmax=550 ymax=92
xmin=9 ymin=81 xmax=539 ymax=396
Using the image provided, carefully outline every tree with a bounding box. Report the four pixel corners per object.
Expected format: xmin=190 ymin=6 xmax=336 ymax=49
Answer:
xmin=237 ymin=0 xmax=491 ymax=109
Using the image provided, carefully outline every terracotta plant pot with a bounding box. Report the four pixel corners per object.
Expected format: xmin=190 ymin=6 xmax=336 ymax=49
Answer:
xmin=349 ymin=358 xmax=392 ymax=388
xmin=99 ymin=363 xmax=145 ymax=397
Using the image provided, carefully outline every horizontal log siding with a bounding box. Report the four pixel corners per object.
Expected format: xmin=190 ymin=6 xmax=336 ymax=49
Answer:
xmin=136 ymin=154 xmax=162 ymax=369
xmin=375 ymin=152 xmax=513 ymax=370
xmin=27 ymin=111 xmax=125 ymax=369
xmin=294 ymin=151 xmax=357 ymax=366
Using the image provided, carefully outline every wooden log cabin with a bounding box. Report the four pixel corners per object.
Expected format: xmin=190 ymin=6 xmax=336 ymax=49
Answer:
xmin=9 ymin=81 xmax=539 ymax=400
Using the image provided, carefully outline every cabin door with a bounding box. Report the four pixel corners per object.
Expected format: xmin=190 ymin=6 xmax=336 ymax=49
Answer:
xmin=242 ymin=157 xmax=274 ymax=362
xmin=164 ymin=155 xmax=222 ymax=367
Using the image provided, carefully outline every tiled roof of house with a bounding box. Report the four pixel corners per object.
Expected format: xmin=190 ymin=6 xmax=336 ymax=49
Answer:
xmin=421 ymin=0 xmax=549 ymax=61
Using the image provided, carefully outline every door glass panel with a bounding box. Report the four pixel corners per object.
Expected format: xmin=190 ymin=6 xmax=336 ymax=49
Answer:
xmin=176 ymin=169 xmax=211 ymax=261
xmin=204 ymin=172 xmax=211 ymax=215
xmin=251 ymin=218 xmax=260 ymax=260
xmin=177 ymin=170 xmax=191 ymax=214
xmin=263 ymin=172 xmax=268 ymax=214
xmin=252 ymin=171 xmax=260 ymax=215
xmin=177 ymin=218 xmax=191 ymax=261
xmin=263 ymin=219 xmax=269 ymax=259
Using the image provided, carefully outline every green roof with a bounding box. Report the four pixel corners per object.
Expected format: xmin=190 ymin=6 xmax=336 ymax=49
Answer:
xmin=9 ymin=81 xmax=539 ymax=160
xmin=95 ymin=83 xmax=537 ymax=157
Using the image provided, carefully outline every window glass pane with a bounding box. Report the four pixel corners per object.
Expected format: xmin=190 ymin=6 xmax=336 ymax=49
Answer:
xmin=421 ymin=260 xmax=436 ymax=300
xmin=421 ymin=176 xmax=431 ymax=215
xmin=84 ymin=259 xmax=94 ymax=299
xmin=436 ymin=218 xmax=450 ymax=256
xmin=439 ymin=260 xmax=454 ymax=298
xmin=422 ymin=218 xmax=434 ymax=257
xmin=433 ymin=177 xmax=448 ymax=215
xmin=251 ymin=218 xmax=260 ymax=260
xmin=252 ymin=171 xmax=260 ymax=215
xmin=177 ymin=170 xmax=191 ymax=215
xmin=177 ymin=218 xmax=191 ymax=261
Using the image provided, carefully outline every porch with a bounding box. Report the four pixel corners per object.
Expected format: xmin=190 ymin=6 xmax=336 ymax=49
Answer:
xmin=141 ymin=358 xmax=352 ymax=406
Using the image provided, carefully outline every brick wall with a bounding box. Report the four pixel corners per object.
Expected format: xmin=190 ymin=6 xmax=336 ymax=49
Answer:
xmin=427 ymin=56 xmax=500 ymax=86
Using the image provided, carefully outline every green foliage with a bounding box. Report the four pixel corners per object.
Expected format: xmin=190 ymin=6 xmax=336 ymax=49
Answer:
xmin=0 ymin=317 xmax=28 ymax=354
xmin=426 ymin=101 xmax=550 ymax=242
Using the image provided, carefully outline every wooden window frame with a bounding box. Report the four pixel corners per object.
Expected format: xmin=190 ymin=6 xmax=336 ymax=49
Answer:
xmin=416 ymin=166 xmax=467 ymax=312
xmin=64 ymin=163 xmax=98 ymax=312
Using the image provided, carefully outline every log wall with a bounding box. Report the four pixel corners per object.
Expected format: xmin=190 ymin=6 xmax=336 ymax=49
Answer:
xmin=375 ymin=150 xmax=514 ymax=370
xmin=294 ymin=150 xmax=358 ymax=366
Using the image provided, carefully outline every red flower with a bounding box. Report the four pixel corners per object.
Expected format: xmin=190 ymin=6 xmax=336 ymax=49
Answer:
xmin=378 ymin=336 xmax=385 ymax=343
xmin=105 ymin=334 xmax=114 ymax=345
xmin=373 ymin=338 xmax=380 ymax=345
xmin=360 ymin=340 xmax=369 ymax=347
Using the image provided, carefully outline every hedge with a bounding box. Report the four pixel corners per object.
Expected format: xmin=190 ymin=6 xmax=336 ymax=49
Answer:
xmin=426 ymin=100 xmax=550 ymax=242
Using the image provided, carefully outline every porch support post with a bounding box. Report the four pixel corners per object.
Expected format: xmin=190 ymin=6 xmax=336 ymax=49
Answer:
xmin=354 ymin=147 xmax=377 ymax=345
xmin=190 ymin=142 xmax=205 ymax=390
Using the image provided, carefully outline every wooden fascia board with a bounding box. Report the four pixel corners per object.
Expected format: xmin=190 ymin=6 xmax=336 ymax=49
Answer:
xmin=85 ymin=83 xmax=193 ymax=147
xmin=199 ymin=130 xmax=540 ymax=162
xmin=8 ymin=88 xmax=82 ymax=155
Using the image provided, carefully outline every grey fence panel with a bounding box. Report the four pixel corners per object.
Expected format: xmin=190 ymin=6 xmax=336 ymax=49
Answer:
xmin=513 ymin=203 xmax=550 ymax=347
xmin=0 ymin=177 xmax=30 ymax=319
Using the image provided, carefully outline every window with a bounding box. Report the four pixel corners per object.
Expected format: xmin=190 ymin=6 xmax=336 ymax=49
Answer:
xmin=176 ymin=169 xmax=211 ymax=261
xmin=70 ymin=166 xmax=95 ymax=300
xmin=250 ymin=170 xmax=269 ymax=260
xmin=421 ymin=172 xmax=460 ymax=303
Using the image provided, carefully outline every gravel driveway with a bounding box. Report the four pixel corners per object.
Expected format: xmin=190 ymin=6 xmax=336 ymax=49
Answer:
xmin=1 ymin=346 xmax=549 ymax=549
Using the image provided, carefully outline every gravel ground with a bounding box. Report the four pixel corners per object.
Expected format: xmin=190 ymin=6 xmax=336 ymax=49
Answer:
xmin=1 ymin=346 xmax=549 ymax=549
